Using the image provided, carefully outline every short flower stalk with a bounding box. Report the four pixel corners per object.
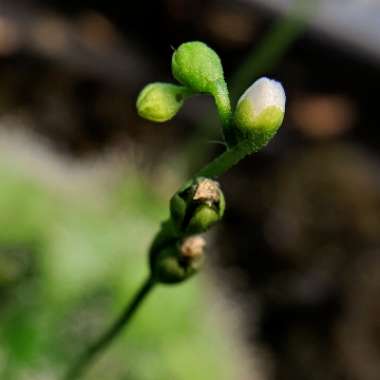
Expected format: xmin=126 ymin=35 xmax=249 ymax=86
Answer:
xmin=63 ymin=41 xmax=286 ymax=380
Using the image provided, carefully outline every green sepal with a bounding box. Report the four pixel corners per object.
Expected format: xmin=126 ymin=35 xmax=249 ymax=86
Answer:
xmin=169 ymin=177 xmax=225 ymax=234
xmin=150 ymin=243 xmax=203 ymax=284
xmin=169 ymin=192 xmax=187 ymax=228
xmin=150 ymin=236 xmax=205 ymax=284
xmin=234 ymin=102 xmax=284 ymax=149
xmin=186 ymin=204 xmax=221 ymax=234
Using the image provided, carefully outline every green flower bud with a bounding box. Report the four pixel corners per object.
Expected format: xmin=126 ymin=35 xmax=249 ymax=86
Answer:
xmin=172 ymin=41 xmax=225 ymax=95
xmin=170 ymin=177 xmax=225 ymax=234
xmin=234 ymin=77 xmax=286 ymax=148
xmin=150 ymin=236 xmax=205 ymax=284
xmin=136 ymin=82 xmax=188 ymax=122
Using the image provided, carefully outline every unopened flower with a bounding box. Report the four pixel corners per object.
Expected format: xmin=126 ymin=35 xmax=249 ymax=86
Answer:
xmin=171 ymin=41 xmax=225 ymax=95
xmin=234 ymin=77 xmax=286 ymax=148
xmin=136 ymin=82 xmax=187 ymax=122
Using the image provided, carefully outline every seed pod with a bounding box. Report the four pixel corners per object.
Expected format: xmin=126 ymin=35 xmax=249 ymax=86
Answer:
xmin=170 ymin=177 xmax=225 ymax=234
xmin=150 ymin=236 xmax=206 ymax=284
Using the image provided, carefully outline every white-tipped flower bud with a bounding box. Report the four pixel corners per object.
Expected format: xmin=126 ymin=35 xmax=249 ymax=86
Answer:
xmin=234 ymin=77 xmax=286 ymax=148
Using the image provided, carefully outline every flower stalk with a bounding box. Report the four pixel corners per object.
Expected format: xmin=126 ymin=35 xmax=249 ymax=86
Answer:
xmin=64 ymin=40 xmax=286 ymax=380
xmin=63 ymin=276 xmax=156 ymax=380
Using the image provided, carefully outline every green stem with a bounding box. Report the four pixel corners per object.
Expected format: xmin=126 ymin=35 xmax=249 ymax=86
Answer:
xmin=212 ymin=80 xmax=234 ymax=145
xmin=195 ymin=140 xmax=249 ymax=179
xmin=213 ymin=82 xmax=231 ymax=124
xmin=179 ymin=138 xmax=260 ymax=192
xmin=63 ymin=276 xmax=156 ymax=380
xmin=194 ymin=139 xmax=263 ymax=178
xmin=179 ymin=86 xmax=196 ymax=100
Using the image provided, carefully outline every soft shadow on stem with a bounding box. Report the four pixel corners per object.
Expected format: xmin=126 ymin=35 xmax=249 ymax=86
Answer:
xmin=63 ymin=276 xmax=156 ymax=380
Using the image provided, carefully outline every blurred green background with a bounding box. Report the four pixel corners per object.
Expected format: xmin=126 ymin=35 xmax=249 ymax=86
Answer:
xmin=0 ymin=139 xmax=248 ymax=379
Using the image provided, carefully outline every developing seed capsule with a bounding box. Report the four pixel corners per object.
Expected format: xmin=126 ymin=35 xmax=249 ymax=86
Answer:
xmin=171 ymin=41 xmax=225 ymax=95
xmin=170 ymin=177 xmax=225 ymax=234
xmin=136 ymin=82 xmax=188 ymax=122
xmin=234 ymin=77 xmax=286 ymax=148
xmin=150 ymin=235 xmax=206 ymax=284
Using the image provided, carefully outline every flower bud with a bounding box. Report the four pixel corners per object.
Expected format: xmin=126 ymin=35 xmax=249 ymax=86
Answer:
xmin=150 ymin=236 xmax=205 ymax=284
xmin=170 ymin=177 xmax=225 ymax=234
xmin=172 ymin=41 xmax=225 ymax=95
xmin=136 ymin=82 xmax=187 ymax=122
xmin=234 ymin=77 xmax=286 ymax=148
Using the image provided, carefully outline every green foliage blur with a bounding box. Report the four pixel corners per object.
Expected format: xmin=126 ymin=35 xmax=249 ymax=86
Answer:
xmin=0 ymin=146 xmax=240 ymax=380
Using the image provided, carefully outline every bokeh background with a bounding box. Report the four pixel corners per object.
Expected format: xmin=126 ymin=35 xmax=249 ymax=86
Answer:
xmin=0 ymin=0 xmax=380 ymax=379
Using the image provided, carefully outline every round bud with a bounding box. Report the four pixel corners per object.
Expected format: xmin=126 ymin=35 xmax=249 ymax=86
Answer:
xmin=150 ymin=236 xmax=205 ymax=284
xmin=169 ymin=177 xmax=225 ymax=234
xmin=137 ymin=82 xmax=187 ymax=122
xmin=172 ymin=41 xmax=225 ymax=95
xmin=234 ymin=77 xmax=286 ymax=148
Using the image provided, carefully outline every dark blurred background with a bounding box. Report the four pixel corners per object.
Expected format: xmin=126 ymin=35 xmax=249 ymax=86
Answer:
xmin=0 ymin=0 xmax=380 ymax=379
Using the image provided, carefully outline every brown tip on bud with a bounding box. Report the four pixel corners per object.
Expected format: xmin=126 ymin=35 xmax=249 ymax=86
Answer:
xmin=193 ymin=178 xmax=220 ymax=206
xmin=180 ymin=236 xmax=206 ymax=260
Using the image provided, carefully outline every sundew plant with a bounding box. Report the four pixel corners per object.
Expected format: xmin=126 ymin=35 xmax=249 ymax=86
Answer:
xmin=64 ymin=41 xmax=286 ymax=379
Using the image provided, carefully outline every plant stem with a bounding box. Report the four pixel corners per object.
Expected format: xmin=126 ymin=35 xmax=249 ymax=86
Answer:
xmin=178 ymin=139 xmax=261 ymax=193
xmin=212 ymin=80 xmax=234 ymax=145
xmin=63 ymin=276 xmax=156 ymax=380
xmin=195 ymin=140 xmax=250 ymax=179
